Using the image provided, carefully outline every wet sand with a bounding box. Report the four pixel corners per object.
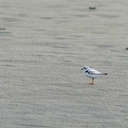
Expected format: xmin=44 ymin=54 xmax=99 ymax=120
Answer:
xmin=0 ymin=0 xmax=128 ymax=128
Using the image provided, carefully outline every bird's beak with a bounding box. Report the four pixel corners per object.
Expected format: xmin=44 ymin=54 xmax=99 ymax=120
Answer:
xmin=81 ymin=68 xmax=84 ymax=70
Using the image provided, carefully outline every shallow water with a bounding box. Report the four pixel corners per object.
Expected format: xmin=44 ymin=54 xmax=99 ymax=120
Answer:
xmin=0 ymin=0 xmax=128 ymax=128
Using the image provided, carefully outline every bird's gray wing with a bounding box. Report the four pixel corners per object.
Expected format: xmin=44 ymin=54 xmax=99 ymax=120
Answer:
xmin=88 ymin=68 xmax=101 ymax=75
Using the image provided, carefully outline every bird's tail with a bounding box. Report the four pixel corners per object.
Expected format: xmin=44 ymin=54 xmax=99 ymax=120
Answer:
xmin=102 ymin=73 xmax=108 ymax=75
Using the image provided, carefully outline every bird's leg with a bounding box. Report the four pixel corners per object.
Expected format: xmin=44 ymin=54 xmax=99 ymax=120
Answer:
xmin=90 ymin=78 xmax=94 ymax=85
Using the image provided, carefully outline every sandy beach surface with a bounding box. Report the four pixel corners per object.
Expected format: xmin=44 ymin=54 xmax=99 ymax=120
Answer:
xmin=0 ymin=0 xmax=128 ymax=128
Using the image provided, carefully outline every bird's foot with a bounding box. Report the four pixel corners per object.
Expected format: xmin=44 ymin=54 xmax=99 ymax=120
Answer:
xmin=89 ymin=82 xmax=94 ymax=85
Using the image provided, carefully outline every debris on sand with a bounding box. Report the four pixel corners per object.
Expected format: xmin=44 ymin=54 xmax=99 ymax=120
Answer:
xmin=89 ymin=6 xmax=96 ymax=10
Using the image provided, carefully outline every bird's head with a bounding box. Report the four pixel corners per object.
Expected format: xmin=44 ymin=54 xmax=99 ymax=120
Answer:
xmin=81 ymin=66 xmax=89 ymax=71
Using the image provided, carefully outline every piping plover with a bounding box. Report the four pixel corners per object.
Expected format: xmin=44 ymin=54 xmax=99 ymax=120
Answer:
xmin=81 ymin=66 xmax=108 ymax=85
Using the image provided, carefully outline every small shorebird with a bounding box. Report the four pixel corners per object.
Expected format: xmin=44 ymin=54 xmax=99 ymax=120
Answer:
xmin=81 ymin=66 xmax=108 ymax=85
